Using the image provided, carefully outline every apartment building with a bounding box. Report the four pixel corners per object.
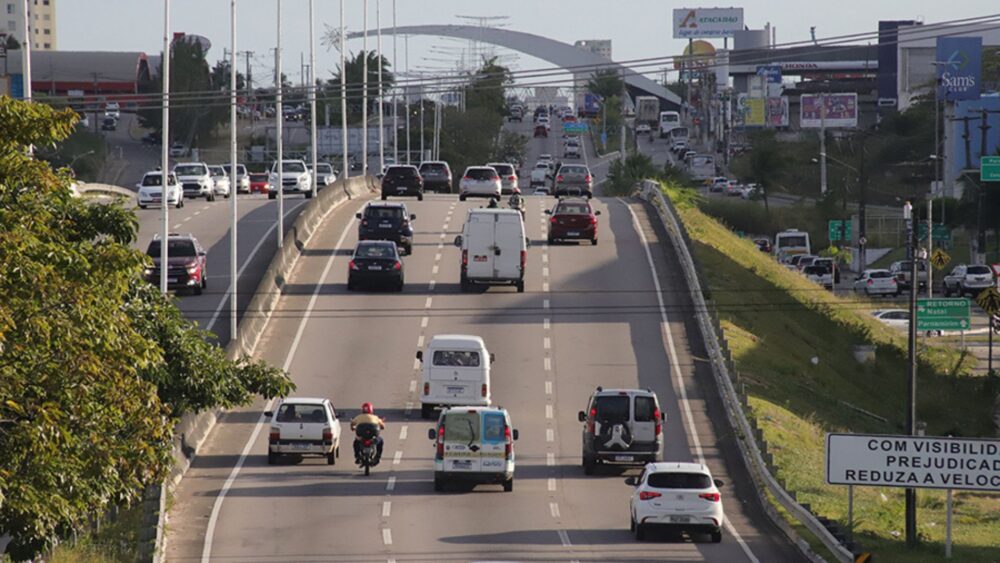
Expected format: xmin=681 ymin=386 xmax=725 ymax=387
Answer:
xmin=4 ymin=0 xmax=56 ymax=51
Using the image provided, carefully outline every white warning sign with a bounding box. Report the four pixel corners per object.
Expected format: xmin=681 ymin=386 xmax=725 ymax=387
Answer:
xmin=826 ymin=433 xmax=1000 ymax=491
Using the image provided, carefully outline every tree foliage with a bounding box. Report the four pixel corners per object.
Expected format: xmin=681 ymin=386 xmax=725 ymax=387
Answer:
xmin=605 ymin=152 xmax=658 ymax=196
xmin=587 ymin=69 xmax=624 ymax=100
xmin=0 ymin=97 xmax=293 ymax=560
xmin=322 ymin=50 xmax=395 ymax=125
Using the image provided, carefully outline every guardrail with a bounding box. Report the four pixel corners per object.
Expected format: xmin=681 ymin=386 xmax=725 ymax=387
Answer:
xmin=144 ymin=176 xmax=377 ymax=563
xmin=638 ymin=179 xmax=855 ymax=563
xmin=76 ymin=182 xmax=135 ymax=199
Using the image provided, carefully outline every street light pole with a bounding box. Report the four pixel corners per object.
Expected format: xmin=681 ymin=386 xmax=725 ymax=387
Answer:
xmin=229 ymin=0 xmax=239 ymax=342
xmin=276 ymin=0 xmax=284 ymax=249
xmin=405 ymin=34 xmax=410 ymax=165
xmin=820 ymin=91 xmax=828 ymax=195
xmin=308 ymin=0 xmax=318 ymax=198
xmin=340 ymin=0 xmax=348 ymax=179
xmin=361 ymin=0 xmax=368 ymax=177
xmin=376 ymin=0 xmax=384 ymax=172
xmin=392 ymin=0 xmax=398 ymax=164
xmin=903 ymin=201 xmax=919 ymax=548
xmin=160 ymin=0 xmax=171 ymax=295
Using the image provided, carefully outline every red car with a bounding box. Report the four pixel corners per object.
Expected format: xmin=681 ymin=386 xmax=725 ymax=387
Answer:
xmin=546 ymin=198 xmax=600 ymax=245
xmin=249 ymin=172 xmax=270 ymax=194
xmin=534 ymin=124 xmax=548 ymax=138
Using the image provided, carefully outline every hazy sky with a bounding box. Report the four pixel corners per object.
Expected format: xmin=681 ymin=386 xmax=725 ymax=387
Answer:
xmin=58 ymin=1 xmax=999 ymax=86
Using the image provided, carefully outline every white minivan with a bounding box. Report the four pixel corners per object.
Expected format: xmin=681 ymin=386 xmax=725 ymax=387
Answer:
xmin=428 ymin=406 xmax=518 ymax=492
xmin=417 ymin=335 xmax=493 ymax=420
xmin=454 ymin=208 xmax=528 ymax=293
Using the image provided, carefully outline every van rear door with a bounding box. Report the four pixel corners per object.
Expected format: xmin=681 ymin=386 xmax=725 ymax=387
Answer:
xmin=466 ymin=214 xmax=495 ymax=280
xmin=631 ymin=395 xmax=659 ymax=443
xmin=479 ymin=411 xmax=508 ymax=473
xmin=493 ymin=214 xmax=524 ymax=280
xmin=442 ymin=410 xmax=482 ymax=473
xmin=429 ymin=349 xmax=483 ymax=403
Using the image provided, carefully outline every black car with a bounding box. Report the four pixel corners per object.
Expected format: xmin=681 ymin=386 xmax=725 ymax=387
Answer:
xmin=101 ymin=117 xmax=118 ymax=131
xmin=356 ymin=202 xmax=415 ymax=255
xmin=141 ymin=132 xmax=162 ymax=145
xmin=380 ymin=165 xmax=423 ymax=200
xmin=418 ymin=161 xmax=452 ymax=193
xmin=348 ymin=240 xmax=404 ymax=292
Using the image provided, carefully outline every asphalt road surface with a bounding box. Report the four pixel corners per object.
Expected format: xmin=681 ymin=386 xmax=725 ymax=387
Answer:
xmin=164 ymin=117 xmax=803 ymax=562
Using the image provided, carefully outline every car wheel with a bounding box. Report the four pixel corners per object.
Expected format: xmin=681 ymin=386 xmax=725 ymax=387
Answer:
xmin=267 ymin=451 xmax=278 ymax=465
xmin=503 ymin=478 xmax=513 ymax=492
xmin=547 ymin=236 xmax=555 ymax=245
xmin=516 ymin=280 xmax=525 ymax=293
xmin=417 ymin=193 xmax=424 ymax=201
xmin=138 ymin=204 xmax=147 ymax=209
xmin=381 ymin=194 xmax=388 ymax=201
xmin=634 ymin=522 xmax=646 ymax=541
xmin=305 ymin=191 xmax=313 ymax=199
xmin=591 ymin=238 xmax=598 ymax=246
xmin=347 ymin=280 xmax=355 ymax=291
xmin=177 ymin=200 xmax=184 ymax=208
xmin=433 ymin=474 xmax=444 ymax=492
xmin=421 ymin=403 xmax=434 ymax=420
xmin=202 ymin=275 xmax=207 ymax=289
xmin=711 ymin=530 xmax=722 ymax=543
xmin=395 ymin=279 xmax=404 ymax=293
xmin=405 ymin=244 xmax=413 ymax=256
xmin=207 ymin=193 xmax=216 ymax=202
xmin=193 ymin=284 xmax=203 ymax=296
xmin=583 ymin=455 xmax=596 ymax=475
xmin=460 ymin=274 xmax=471 ymax=292
xmin=268 ymin=192 xmax=276 ymax=200
xmin=629 ymin=514 xmax=636 ymax=532
xmin=225 ymin=193 xmax=231 ymax=199
xmin=327 ymin=450 xmax=336 ymax=465
xmin=459 ymin=194 xmax=467 ymax=201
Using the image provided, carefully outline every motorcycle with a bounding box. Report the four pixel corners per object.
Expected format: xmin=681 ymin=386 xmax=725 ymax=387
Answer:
xmin=508 ymin=196 xmax=525 ymax=219
xmin=355 ymin=423 xmax=381 ymax=476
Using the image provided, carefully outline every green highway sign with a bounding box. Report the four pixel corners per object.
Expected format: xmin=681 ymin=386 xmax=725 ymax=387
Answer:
xmin=916 ymin=298 xmax=970 ymax=331
xmin=563 ymin=122 xmax=589 ymax=133
xmin=982 ymin=156 xmax=1000 ymax=182
xmin=828 ymin=219 xmax=853 ymax=242
xmin=918 ymin=223 xmax=952 ymax=242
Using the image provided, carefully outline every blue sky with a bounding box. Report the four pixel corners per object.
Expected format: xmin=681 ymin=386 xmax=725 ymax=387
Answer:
xmin=59 ymin=1 xmax=999 ymax=86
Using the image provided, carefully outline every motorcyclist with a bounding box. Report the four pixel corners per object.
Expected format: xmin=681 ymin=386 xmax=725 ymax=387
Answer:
xmin=508 ymin=191 xmax=523 ymax=209
xmin=487 ymin=197 xmax=500 ymax=208
xmin=350 ymin=402 xmax=385 ymax=465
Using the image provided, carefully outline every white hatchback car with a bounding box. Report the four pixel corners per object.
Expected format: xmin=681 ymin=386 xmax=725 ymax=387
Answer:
xmin=459 ymin=166 xmax=502 ymax=201
xmin=853 ymin=269 xmax=899 ymax=296
xmin=627 ymin=462 xmax=725 ymax=543
xmin=265 ymin=397 xmax=343 ymax=465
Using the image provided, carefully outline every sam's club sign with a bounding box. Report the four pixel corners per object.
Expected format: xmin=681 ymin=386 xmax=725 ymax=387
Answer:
xmin=936 ymin=37 xmax=982 ymax=101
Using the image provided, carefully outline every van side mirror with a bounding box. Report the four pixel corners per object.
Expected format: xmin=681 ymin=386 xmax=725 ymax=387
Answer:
xmin=577 ymin=411 xmax=586 ymax=422
xmin=625 ymin=476 xmax=638 ymax=486
xmin=512 ymin=429 xmax=519 ymax=441
xmin=415 ymin=350 xmax=423 ymax=362
xmin=264 ymin=411 xmax=273 ymax=418
xmin=427 ymin=428 xmax=437 ymax=440
xmin=544 ymin=209 xmax=552 ymax=215
xmin=490 ymin=353 xmax=496 ymax=364
xmin=453 ymin=235 xmax=463 ymax=248
xmin=410 ymin=214 xmax=417 ymax=220
xmin=355 ymin=213 xmax=362 ymax=219
xmin=714 ymin=478 xmax=725 ymax=488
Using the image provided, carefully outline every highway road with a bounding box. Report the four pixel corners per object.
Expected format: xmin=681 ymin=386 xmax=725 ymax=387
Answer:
xmin=164 ymin=115 xmax=803 ymax=561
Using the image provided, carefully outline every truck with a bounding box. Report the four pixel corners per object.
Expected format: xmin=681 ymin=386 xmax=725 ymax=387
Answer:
xmin=579 ymin=93 xmax=602 ymax=118
xmin=658 ymin=110 xmax=681 ymax=138
xmin=635 ymin=96 xmax=660 ymax=135
xmin=669 ymin=126 xmax=690 ymax=152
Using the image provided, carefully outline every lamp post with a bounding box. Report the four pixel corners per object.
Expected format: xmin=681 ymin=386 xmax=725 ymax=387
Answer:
xmin=229 ymin=0 xmax=239 ymax=342
xmin=361 ymin=0 xmax=368 ymax=177
xmin=160 ymin=0 xmax=171 ymax=295
xmin=308 ymin=0 xmax=318 ymax=198
xmin=275 ymin=0 xmax=284 ymax=249
xmin=903 ymin=200 xmax=922 ymax=548
xmin=340 ymin=0 xmax=348 ymax=179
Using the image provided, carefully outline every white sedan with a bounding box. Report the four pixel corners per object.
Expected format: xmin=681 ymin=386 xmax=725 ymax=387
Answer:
xmin=628 ymin=462 xmax=725 ymax=543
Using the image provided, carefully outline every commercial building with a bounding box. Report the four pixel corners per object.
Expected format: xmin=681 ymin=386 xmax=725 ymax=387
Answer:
xmin=5 ymin=50 xmax=154 ymax=100
xmin=3 ymin=0 xmax=57 ymax=50
xmin=574 ymin=39 xmax=612 ymax=60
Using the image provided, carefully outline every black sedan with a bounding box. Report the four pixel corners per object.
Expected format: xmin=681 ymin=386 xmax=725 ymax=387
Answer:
xmin=348 ymin=241 xmax=404 ymax=292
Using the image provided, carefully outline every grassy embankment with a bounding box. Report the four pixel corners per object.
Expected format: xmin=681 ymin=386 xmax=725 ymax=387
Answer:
xmin=663 ymin=183 xmax=1000 ymax=562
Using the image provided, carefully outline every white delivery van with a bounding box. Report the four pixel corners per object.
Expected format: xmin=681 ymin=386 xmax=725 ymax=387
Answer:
xmin=417 ymin=335 xmax=493 ymax=419
xmin=454 ymin=208 xmax=528 ymax=293
xmin=428 ymin=406 xmax=519 ymax=492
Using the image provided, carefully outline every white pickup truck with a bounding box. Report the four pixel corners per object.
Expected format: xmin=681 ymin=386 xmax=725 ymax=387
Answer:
xmin=530 ymin=162 xmax=552 ymax=189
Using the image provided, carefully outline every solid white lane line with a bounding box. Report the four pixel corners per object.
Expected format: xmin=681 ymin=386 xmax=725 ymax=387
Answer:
xmin=549 ymin=503 xmax=561 ymax=518
xmin=557 ymin=530 xmax=571 ymax=547
xmin=382 ymin=501 xmax=392 ymax=518
xmin=421 ymin=316 xmax=429 ymax=328
xmin=623 ymin=200 xmax=760 ymax=563
xmin=545 ymin=381 xmax=553 ymax=395
xmin=543 ymin=318 xmax=551 ymax=330
xmin=424 ymin=297 xmax=433 ymax=309
xmin=382 ymin=528 xmax=392 ymax=546
xmin=548 ymin=478 xmax=557 ymax=491
xmin=200 ymin=204 xmax=359 ymax=563
xmin=545 ymin=404 xmax=553 ymax=419
xmin=543 ymin=299 xmax=550 ymax=309
xmin=393 ymin=450 xmax=403 ymax=465
xmin=547 ymin=453 xmax=555 ymax=466
xmin=409 ymin=380 xmax=417 ymax=393
xmin=543 ymin=337 xmax=551 ymax=349
xmin=546 ymin=429 xmax=554 ymax=442
xmin=432 ymin=265 xmax=439 ymax=275
xmin=544 ymin=357 xmax=551 ymax=371
xmin=398 ymin=425 xmax=408 ymax=441
xmin=386 ymin=476 xmax=396 ymax=491
xmin=416 ymin=335 xmax=424 ymax=348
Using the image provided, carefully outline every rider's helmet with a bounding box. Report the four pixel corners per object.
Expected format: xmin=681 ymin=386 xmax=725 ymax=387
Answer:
xmin=361 ymin=402 xmax=373 ymax=414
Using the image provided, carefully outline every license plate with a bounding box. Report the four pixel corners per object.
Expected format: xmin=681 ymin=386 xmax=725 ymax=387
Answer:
xmin=670 ymin=515 xmax=691 ymax=524
xmin=397 ymin=187 xmax=407 ymax=192
xmin=292 ymin=443 xmax=311 ymax=450
xmin=614 ymin=455 xmax=634 ymax=462
xmin=567 ymin=231 xmax=580 ymax=236
xmin=474 ymin=255 xmax=488 ymax=262
xmin=368 ymin=265 xmax=382 ymax=271
xmin=451 ymin=459 xmax=472 ymax=469
xmin=447 ymin=386 xmax=465 ymax=394
xmin=167 ymin=278 xmax=178 ymax=283
xmin=379 ymin=223 xmax=392 ymax=228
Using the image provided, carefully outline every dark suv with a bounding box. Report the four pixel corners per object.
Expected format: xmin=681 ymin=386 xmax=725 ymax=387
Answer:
xmin=418 ymin=161 xmax=452 ymax=193
xmin=578 ymin=387 xmax=664 ymax=474
xmin=381 ymin=165 xmax=424 ymax=200
xmin=356 ymin=202 xmax=416 ymax=255
xmin=143 ymin=233 xmax=208 ymax=295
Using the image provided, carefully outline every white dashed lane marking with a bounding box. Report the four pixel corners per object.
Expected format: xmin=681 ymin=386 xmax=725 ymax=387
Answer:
xmin=546 ymin=429 xmax=554 ymax=442
xmin=424 ymin=297 xmax=433 ymax=309
xmin=543 ymin=318 xmax=551 ymax=330
xmin=409 ymin=380 xmax=417 ymax=393
xmin=386 ymin=476 xmax=396 ymax=491
xmin=421 ymin=317 xmax=429 ymax=328
xmin=545 ymin=404 xmax=553 ymax=419
xmin=398 ymin=425 xmax=408 ymax=441
xmin=549 ymin=502 xmax=561 ymax=518
xmin=382 ymin=501 xmax=392 ymax=518
xmin=547 ymin=452 xmax=555 ymax=466
xmin=557 ymin=530 xmax=571 ymax=547
xmin=548 ymin=478 xmax=557 ymax=491
xmin=432 ymin=265 xmax=439 ymax=275
xmin=543 ymin=337 xmax=551 ymax=349
xmin=543 ymin=299 xmax=550 ymax=309
xmin=543 ymin=357 xmax=551 ymax=371
xmin=393 ymin=451 xmax=403 ymax=465
xmin=404 ymin=402 xmax=413 ymax=416
xmin=382 ymin=528 xmax=392 ymax=546
xmin=545 ymin=381 xmax=552 ymax=395
xmin=543 ymin=282 xmax=550 ymax=292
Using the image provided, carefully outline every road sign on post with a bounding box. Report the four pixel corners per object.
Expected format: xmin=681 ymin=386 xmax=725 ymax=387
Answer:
xmin=976 ymin=287 xmax=1000 ymax=317
xmin=918 ymin=223 xmax=952 ymax=242
xmin=916 ymin=298 xmax=970 ymax=330
xmin=982 ymin=155 xmax=1000 ymax=182
xmin=828 ymin=220 xmax=852 ymax=242
xmin=930 ymin=248 xmax=950 ymax=270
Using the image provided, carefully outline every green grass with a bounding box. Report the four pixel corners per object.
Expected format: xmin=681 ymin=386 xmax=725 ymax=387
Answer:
xmin=44 ymin=504 xmax=144 ymax=563
xmin=663 ymin=183 xmax=1000 ymax=562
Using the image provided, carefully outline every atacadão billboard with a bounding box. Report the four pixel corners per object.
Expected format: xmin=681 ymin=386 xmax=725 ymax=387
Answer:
xmin=673 ymin=8 xmax=744 ymax=39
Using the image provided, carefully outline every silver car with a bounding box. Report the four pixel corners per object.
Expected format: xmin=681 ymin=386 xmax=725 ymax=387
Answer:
xmin=459 ymin=166 xmax=502 ymax=201
xmin=486 ymin=162 xmax=518 ymax=195
xmin=554 ymin=164 xmax=593 ymax=198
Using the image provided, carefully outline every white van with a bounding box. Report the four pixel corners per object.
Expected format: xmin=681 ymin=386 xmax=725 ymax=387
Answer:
xmin=454 ymin=208 xmax=528 ymax=293
xmin=428 ymin=406 xmax=519 ymax=492
xmin=417 ymin=335 xmax=493 ymax=419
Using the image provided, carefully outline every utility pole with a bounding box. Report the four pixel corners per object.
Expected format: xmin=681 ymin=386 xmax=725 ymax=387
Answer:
xmin=820 ymin=91 xmax=828 ymax=195
xmin=361 ymin=0 xmax=368 ymax=177
xmin=858 ymin=139 xmax=868 ymax=273
xmin=340 ymin=0 xmax=348 ymax=178
xmin=376 ymin=0 xmax=384 ymax=172
xmin=405 ymin=34 xmax=410 ymax=164
xmin=950 ymin=114 xmax=978 ymax=171
xmin=419 ymin=90 xmax=425 ymax=161
xmin=160 ymin=0 xmax=171 ymax=295
xmin=903 ymin=201 xmax=921 ymax=548
xmin=620 ymin=66 xmax=626 ymax=156
xmin=275 ymin=0 xmax=284 ymax=249
xmin=392 ymin=0 xmax=398 ymax=164
xmin=308 ymin=0 xmax=318 ymax=198
xmin=229 ymin=0 xmax=239 ymax=343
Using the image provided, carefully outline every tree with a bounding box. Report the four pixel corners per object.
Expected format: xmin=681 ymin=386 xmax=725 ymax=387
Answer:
xmin=587 ymin=69 xmax=624 ymax=100
xmin=745 ymin=130 xmax=787 ymax=213
xmin=605 ymin=152 xmax=658 ymax=196
xmin=438 ymin=58 xmax=512 ymax=178
xmin=324 ymin=50 xmax=395 ymax=124
xmin=0 ymin=97 xmax=293 ymax=560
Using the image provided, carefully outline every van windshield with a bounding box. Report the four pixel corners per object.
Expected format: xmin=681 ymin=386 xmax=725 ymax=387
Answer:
xmin=433 ymin=350 xmax=481 ymax=367
xmin=443 ymin=412 xmax=480 ymax=443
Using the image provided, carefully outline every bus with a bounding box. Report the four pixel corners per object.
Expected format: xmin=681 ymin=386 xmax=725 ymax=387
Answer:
xmin=658 ymin=111 xmax=681 ymax=138
xmin=774 ymin=229 xmax=811 ymax=261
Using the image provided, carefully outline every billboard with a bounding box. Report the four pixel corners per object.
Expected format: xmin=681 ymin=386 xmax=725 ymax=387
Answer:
xmin=744 ymin=98 xmax=766 ymax=127
xmin=826 ymin=433 xmax=1000 ymax=492
xmin=936 ymin=37 xmax=982 ymax=101
xmin=673 ymin=8 xmax=744 ymax=38
xmin=766 ymin=97 xmax=789 ymax=127
xmin=800 ymin=93 xmax=858 ymax=128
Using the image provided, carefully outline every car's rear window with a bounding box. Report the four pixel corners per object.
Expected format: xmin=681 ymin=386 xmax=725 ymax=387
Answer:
xmin=174 ymin=165 xmax=206 ymax=176
xmin=433 ymin=350 xmax=481 ymax=367
xmin=249 ymin=173 xmax=269 ymax=181
xmin=561 ymin=166 xmax=588 ymax=175
xmin=386 ymin=166 xmax=418 ymax=178
xmin=967 ymin=265 xmax=992 ymax=275
xmin=276 ymin=403 xmax=326 ymax=423
xmin=420 ymin=163 xmax=449 ymax=173
xmin=634 ymin=396 xmax=657 ymax=422
xmin=443 ymin=412 xmax=480 ymax=442
xmin=593 ymin=395 xmax=630 ymax=422
xmin=365 ymin=207 xmax=403 ymax=220
xmin=482 ymin=412 xmax=506 ymax=443
xmin=804 ymin=266 xmax=829 ymax=275
xmin=147 ymin=240 xmax=196 ymax=257
xmin=647 ymin=472 xmax=712 ymax=489
xmin=870 ymin=271 xmax=893 ymax=279
xmin=490 ymin=164 xmax=514 ymax=176
xmin=355 ymin=244 xmax=397 ymax=258
xmin=466 ymin=168 xmax=498 ymax=180
xmin=556 ymin=203 xmax=591 ymax=215
xmin=142 ymin=174 xmax=174 ymax=186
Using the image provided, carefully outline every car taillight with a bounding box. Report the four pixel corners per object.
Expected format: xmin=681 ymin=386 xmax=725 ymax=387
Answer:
xmin=462 ymin=249 xmax=468 ymax=267
xmin=322 ymin=428 xmax=333 ymax=442
xmin=589 ymin=215 xmax=598 ymax=225
xmin=463 ymin=176 xmax=471 ymax=181
xmin=507 ymin=175 xmax=516 ymax=181
xmin=653 ymin=408 xmax=662 ymax=436
xmin=584 ymin=175 xmax=592 ymax=183
xmin=504 ymin=425 xmax=513 ymax=459
xmin=587 ymin=407 xmax=596 ymax=433
xmin=556 ymin=175 xmax=564 ymax=182
xmin=481 ymin=383 xmax=488 ymax=397
xmin=550 ymin=216 xmax=558 ymax=224
xmin=699 ymin=492 xmax=721 ymax=502
xmin=393 ymin=261 xmax=402 ymax=271
xmin=520 ymin=250 xmax=526 ymax=270
xmin=269 ymin=429 xmax=280 ymax=442
xmin=890 ymin=278 xmax=897 ymax=285
xmin=423 ymin=382 xmax=430 ymax=396
xmin=349 ymin=260 xmax=359 ymax=271
xmin=435 ymin=425 xmax=445 ymax=459
xmin=639 ymin=491 xmax=662 ymax=501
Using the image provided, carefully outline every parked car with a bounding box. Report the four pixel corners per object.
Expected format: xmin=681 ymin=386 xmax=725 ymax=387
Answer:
xmin=347 ymin=240 xmax=404 ymax=292
xmin=486 ymin=162 xmax=518 ymax=195
xmin=248 ymin=172 xmax=270 ymax=194
xmin=380 ymin=164 xmax=424 ymax=200
xmin=356 ymin=201 xmax=415 ymax=254
xmin=459 ymin=166 xmax=502 ymax=201
xmin=853 ymin=269 xmax=899 ymax=296
xmin=221 ymin=163 xmax=251 ymax=193
xmin=418 ymin=161 xmax=453 ymax=193
xmin=136 ymin=171 xmax=183 ymax=209
xmin=208 ymin=165 xmax=232 ymax=198
xmin=428 ymin=406 xmax=518 ymax=492
xmin=173 ymin=162 xmax=216 ymax=201
xmin=143 ymin=233 xmax=207 ymax=294
xmin=943 ymin=264 xmax=995 ymax=297
xmin=264 ymin=398 xmax=342 ymax=465
xmin=553 ymin=164 xmax=593 ymax=198
xmin=546 ymin=198 xmax=600 ymax=245
xmin=579 ymin=387 xmax=664 ymax=474
xmin=626 ymin=462 xmax=725 ymax=543
xmin=268 ymin=159 xmax=313 ymax=199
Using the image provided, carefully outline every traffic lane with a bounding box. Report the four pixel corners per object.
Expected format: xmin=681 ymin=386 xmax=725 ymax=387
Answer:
xmin=387 ymin=196 xmax=569 ymax=560
xmin=192 ymin=196 xmax=457 ymax=562
xmin=164 ymin=195 xmax=379 ymax=562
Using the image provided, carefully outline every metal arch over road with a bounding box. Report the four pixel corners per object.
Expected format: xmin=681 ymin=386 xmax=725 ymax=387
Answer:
xmin=347 ymin=24 xmax=682 ymax=107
